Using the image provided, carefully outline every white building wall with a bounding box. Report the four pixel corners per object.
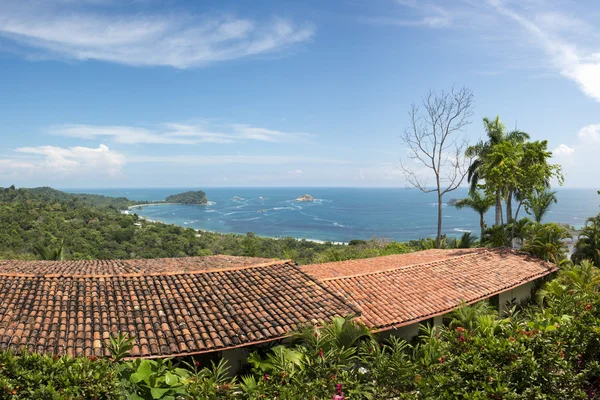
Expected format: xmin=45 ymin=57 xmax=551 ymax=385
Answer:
xmin=498 ymin=281 xmax=534 ymax=311
xmin=220 ymin=347 xmax=250 ymax=376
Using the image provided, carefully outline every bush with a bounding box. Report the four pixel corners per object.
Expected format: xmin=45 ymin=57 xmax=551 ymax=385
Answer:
xmin=0 ymin=350 xmax=121 ymax=399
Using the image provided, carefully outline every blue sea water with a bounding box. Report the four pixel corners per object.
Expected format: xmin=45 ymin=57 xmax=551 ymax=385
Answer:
xmin=64 ymin=188 xmax=600 ymax=243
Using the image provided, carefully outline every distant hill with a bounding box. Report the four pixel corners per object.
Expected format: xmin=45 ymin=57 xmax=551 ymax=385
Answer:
xmin=0 ymin=186 xmax=137 ymax=210
xmin=165 ymin=190 xmax=208 ymax=205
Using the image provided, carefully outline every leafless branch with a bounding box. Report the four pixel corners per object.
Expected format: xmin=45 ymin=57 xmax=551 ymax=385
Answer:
xmin=399 ymin=86 xmax=474 ymax=247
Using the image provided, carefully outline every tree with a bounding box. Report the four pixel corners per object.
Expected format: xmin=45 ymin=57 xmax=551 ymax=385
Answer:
xmin=400 ymin=87 xmax=474 ymax=248
xmin=572 ymin=215 xmax=600 ymax=267
xmin=34 ymin=239 xmax=65 ymax=260
xmin=454 ymin=190 xmax=494 ymax=240
xmin=466 ymin=116 xmax=530 ymax=226
xmin=521 ymin=223 xmax=570 ymax=264
xmin=523 ymin=189 xmax=557 ymax=223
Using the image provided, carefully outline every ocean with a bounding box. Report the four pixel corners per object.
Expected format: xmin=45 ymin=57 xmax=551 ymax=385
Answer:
xmin=65 ymin=188 xmax=599 ymax=243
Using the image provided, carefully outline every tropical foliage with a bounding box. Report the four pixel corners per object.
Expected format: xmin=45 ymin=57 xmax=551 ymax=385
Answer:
xmin=454 ymin=189 xmax=494 ymax=239
xmin=573 ymin=214 xmax=600 ymax=266
xmin=524 ymin=188 xmax=558 ymax=223
xmin=466 ymin=116 xmax=562 ymax=229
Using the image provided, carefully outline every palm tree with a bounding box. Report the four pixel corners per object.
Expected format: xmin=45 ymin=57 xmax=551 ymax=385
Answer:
xmin=524 ymin=189 xmax=557 ymax=223
xmin=572 ymin=215 xmax=600 ymax=266
xmin=448 ymin=301 xmax=496 ymax=331
xmin=293 ymin=315 xmax=372 ymax=352
xmin=521 ymin=223 xmax=570 ymax=264
xmin=454 ymin=190 xmax=494 ymax=240
xmin=466 ymin=116 xmax=529 ymax=226
xmin=33 ymin=239 xmax=65 ymax=260
xmin=457 ymin=232 xmax=477 ymax=248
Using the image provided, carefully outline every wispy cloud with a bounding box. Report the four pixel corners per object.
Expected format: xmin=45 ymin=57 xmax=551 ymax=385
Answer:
xmin=128 ymin=155 xmax=351 ymax=166
xmin=0 ymin=1 xmax=314 ymax=68
xmin=50 ymin=122 xmax=313 ymax=145
xmin=361 ymin=1 xmax=453 ymax=28
xmin=13 ymin=144 xmax=125 ymax=175
xmin=487 ymin=0 xmax=600 ymax=102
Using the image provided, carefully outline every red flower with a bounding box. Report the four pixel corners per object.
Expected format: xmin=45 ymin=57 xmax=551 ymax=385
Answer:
xmin=456 ymin=327 xmax=466 ymax=333
xmin=585 ymin=304 xmax=592 ymax=311
xmin=319 ymin=348 xmax=324 ymax=359
xmin=438 ymin=356 xmax=445 ymax=364
xmin=263 ymin=374 xmax=269 ymax=382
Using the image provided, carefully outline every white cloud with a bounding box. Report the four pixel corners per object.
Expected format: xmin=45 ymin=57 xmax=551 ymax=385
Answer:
xmin=289 ymin=169 xmax=303 ymax=175
xmin=552 ymin=144 xmax=575 ymax=157
xmin=578 ymin=124 xmax=600 ymax=142
xmin=0 ymin=1 xmax=314 ymax=68
xmin=50 ymin=122 xmax=312 ymax=145
xmin=487 ymin=0 xmax=600 ymax=102
xmin=14 ymin=144 xmax=125 ymax=175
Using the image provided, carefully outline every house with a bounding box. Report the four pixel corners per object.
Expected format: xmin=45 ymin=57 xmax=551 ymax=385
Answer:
xmin=300 ymin=248 xmax=558 ymax=341
xmin=0 ymin=255 xmax=357 ymax=373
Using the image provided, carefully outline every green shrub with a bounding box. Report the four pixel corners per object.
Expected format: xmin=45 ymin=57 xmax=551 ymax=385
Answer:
xmin=0 ymin=350 xmax=121 ymax=399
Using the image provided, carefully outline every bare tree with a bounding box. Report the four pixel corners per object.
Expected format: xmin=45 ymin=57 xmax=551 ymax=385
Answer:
xmin=400 ymin=87 xmax=474 ymax=248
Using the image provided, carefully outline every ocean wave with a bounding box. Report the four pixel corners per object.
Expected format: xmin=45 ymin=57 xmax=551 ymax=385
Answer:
xmin=333 ymin=222 xmax=348 ymax=228
xmin=206 ymin=201 xmax=217 ymax=206
xmin=453 ymin=228 xmax=472 ymax=233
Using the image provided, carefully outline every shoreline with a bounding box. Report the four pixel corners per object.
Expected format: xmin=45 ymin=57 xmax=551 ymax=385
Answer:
xmin=132 ymin=212 xmax=349 ymax=245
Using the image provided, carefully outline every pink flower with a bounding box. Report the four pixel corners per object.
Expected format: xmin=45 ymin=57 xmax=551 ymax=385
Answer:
xmin=335 ymin=383 xmax=343 ymax=394
xmin=333 ymin=396 xmax=345 ymax=400
xmin=263 ymin=374 xmax=269 ymax=382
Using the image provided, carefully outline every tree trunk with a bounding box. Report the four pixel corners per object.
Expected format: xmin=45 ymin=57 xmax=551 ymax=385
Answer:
xmin=506 ymin=190 xmax=513 ymax=224
xmin=514 ymin=200 xmax=522 ymax=221
xmin=495 ymin=189 xmax=503 ymax=226
xmin=437 ymin=192 xmax=443 ymax=249
xmin=479 ymin=212 xmax=485 ymax=241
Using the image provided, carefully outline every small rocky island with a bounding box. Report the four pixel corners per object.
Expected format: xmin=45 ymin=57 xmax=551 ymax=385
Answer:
xmin=165 ymin=190 xmax=208 ymax=205
xmin=296 ymin=194 xmax=314 ymax=202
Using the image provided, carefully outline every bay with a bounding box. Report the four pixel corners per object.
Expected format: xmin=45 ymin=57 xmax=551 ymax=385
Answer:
xmin=64 ymin=187 xmax=600 ymax=243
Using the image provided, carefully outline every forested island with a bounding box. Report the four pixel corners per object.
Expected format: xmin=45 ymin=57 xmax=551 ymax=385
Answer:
xmin=164 ymin=190 xmax=208 ymax=205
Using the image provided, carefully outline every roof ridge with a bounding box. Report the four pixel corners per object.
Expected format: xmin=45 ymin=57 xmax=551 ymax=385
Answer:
xmin=294 ymin=263 xmax=363 ymax=317
xmin=321 ymin=248 xmax=494 ymax=282
xmin=0 ymin=259 xmax=293 ymax=279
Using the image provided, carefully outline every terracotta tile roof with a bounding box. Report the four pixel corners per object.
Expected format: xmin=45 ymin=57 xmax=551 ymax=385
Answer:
xmin=0 ymin=257 xmax=357 ymax=358
xmin=0 ymin=255 xmax=274 ymax=276
xmin=301 ymin=249 xmax=479 ymax=280
xmin=301 ymin=248 xmax=557 ymax=331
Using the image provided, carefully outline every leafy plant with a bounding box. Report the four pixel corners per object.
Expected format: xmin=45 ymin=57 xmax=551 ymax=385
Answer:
xmin=119 ymin=358 xmax=190 ymax=400
xmin=107 ymin=332 xmax=135 ymax=362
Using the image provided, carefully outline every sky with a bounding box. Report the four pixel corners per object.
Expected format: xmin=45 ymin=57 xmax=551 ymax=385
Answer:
xmin=0 ymin=0 xmax=599 ymax=188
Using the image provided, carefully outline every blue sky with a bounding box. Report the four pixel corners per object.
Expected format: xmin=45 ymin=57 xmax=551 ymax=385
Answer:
xmin=0 ymin=0 xmax=598 ymax=188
